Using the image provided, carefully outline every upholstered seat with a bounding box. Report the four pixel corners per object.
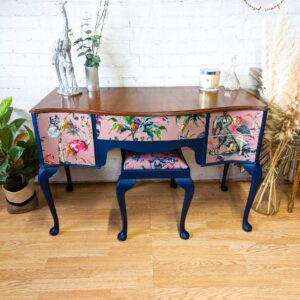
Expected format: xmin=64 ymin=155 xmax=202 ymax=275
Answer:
xmin=123 ymin=150 xmax=188 ymax=170
xmin=115 ymin=149 xmax=194 ymax=241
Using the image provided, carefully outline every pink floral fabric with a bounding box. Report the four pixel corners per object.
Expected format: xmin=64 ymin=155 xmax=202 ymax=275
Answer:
xmin=206 ymin=110 xmax=264 ymax=163
xmin=96 ymin=115 xmax=206 ymax=141
xmin=124 ymin=150 xmax=188 ymax=170
xmin=37 ymin=113 xmax=96 ymax=166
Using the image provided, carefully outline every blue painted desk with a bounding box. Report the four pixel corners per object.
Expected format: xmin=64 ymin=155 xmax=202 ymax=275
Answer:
xmin=30 ymin=87 xmax=267 ymax=236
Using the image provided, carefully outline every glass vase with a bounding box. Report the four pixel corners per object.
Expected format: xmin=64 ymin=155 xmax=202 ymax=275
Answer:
xmin=223 ymin=56 xmax=240 ymax=91
xmin=252 ymin=179 xmax=281 ymax=215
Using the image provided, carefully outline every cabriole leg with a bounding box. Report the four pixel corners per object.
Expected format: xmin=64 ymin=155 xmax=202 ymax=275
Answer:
xmin=116 ymin=179 xmax=135 ymax=241
xmin=175 ymin=178 xmax=195 ymax=240
xmin=242 ymin=164 xmax=263 ymax=232
xmin=38 ymin=166 xmax=59 ymax=236
xmin=64 ymin=166 xmax=73 ymax=192
xmin=220 ymin=163 xmax=230 ymax=191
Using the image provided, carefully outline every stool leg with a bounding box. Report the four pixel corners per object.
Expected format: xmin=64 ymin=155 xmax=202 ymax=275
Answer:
xmin=175 ymin=178 xmax=194 ymax=240
xmin=170 ymin=178 xmax=178 ymax=188
xmin=220 ymin=163 xmax=230 ymax=191
xmin=116 ymin=179 xmax=135 ymax=241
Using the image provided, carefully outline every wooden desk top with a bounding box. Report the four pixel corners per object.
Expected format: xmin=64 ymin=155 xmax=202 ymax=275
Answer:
xmin=30 ymin=86 xmax=267 ymax=116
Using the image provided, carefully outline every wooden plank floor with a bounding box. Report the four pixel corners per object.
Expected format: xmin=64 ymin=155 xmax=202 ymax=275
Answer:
xmin=0 ymin=181 xmax=300 ymax=300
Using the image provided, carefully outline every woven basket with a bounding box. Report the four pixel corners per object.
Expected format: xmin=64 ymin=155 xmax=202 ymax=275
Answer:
xmin=2 ymin=180 xmax=38 ymax=214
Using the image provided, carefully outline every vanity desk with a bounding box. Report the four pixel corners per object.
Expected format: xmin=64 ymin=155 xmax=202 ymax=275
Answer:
xmin=30 ymin=87 xmax=267 ymax=236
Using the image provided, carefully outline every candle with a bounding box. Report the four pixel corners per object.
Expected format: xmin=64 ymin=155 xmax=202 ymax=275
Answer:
xmin=199 ymin=68 xmax=221 ymax=92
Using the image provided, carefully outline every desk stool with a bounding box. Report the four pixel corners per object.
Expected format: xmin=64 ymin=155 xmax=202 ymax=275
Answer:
xmin=116 ymin=149 xmax=194 ymax=241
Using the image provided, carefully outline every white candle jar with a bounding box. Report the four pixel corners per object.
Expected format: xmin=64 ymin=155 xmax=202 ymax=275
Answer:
xmin=199 ymin=68 xmax=221 ymax=92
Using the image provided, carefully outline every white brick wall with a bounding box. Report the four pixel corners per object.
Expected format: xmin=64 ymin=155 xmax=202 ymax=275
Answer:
xmin=1 ymin=0 xmax=300 ymax=111
xmin=0 ymin=0 xmax=299 ymax=181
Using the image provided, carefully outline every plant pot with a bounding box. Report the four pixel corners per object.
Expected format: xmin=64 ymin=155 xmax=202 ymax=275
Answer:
xmin=2 ymin=179 xmax=38 ymax=214
xmin=85 ymin=66 xmax=99 ymax=92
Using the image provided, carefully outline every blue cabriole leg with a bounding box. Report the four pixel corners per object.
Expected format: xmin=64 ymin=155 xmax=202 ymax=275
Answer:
xmin=38 ymin=166 xmax=60 ymax=236
xmin=242 ymin=163 xmax=263 ymax=232
xmin=116 ymin=179 xmax=135 ymax=241
xmin=220 ymin=163 xmax=230 ymax=192
xmin=175 ymin=178 xmax=194 ymax=240
xmin=64 ymin=166 xmax=73 ymax=192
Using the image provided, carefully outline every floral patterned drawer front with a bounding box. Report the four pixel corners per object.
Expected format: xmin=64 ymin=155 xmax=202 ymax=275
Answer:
xmin=96 ymin=115 xmax=206 ymax=141
xmin=206 ymin=110 xmax=264 ymax=164
xmin=124 ymin=150 xmax=188 ymax=170
xmin=37 ymin=113 xmax=96 ymax=166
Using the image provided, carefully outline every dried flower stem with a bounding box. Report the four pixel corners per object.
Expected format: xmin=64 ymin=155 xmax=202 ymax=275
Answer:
xmin=255 ymin=12 xmax=300 ymax=213
xmin=94 ymin=0 xmax=109 ymax=54
xmin=255 ymin=138 xmax=288 ymax=214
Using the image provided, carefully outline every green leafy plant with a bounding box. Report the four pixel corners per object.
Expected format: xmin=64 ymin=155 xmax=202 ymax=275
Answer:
xmin=0 ymin=97 xmax=39 ymax=192
xmin=73 ymin=0 xmax=109 ymax=68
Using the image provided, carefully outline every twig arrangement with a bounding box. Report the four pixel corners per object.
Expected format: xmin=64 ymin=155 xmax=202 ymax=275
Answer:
xmin=73 ymin=0 xmax=109 ymax=68
xmin=253 ymin=15 xmax=300 ymax=215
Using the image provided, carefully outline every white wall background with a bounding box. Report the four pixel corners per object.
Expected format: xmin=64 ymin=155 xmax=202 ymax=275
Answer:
xmin=0 ymin=0 xmax=299 ymax=182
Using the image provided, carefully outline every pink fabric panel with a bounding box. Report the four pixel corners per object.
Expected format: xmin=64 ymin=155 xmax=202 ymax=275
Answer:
xmin=37 ymin=113 xmax=96 ymax=166
xmin=206 ymin=110 xmax=263 ymax=164
xmin=208 ymin=110 xmax=263 ymax=137
xmin=124 ymin=151 xmax=188 ymax=170
xmin=96 ymin=115 xmax=206 ymax=141
xmin=206 ymin=135 xmax=259 ymax=163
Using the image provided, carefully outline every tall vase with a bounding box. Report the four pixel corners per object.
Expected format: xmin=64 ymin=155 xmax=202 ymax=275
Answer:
xmin=85 ymin=66 xmax=99 ymax=92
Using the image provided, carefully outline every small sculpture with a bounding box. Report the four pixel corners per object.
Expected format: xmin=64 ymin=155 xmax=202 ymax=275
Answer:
xmin=52 ymin=1 xmax=81 ymax=96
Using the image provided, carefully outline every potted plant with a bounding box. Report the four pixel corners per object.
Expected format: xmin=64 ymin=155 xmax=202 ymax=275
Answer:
xmin=0 ymin=97 xmax=39 ymax=214
xmin=73 ymin=0 xmax=109 ymax=91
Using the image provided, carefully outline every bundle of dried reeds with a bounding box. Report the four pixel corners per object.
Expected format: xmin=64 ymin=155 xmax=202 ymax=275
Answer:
xmin=253 ymin=14 xmax=300 ymax=215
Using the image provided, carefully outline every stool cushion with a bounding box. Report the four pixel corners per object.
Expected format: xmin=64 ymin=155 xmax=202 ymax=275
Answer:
xmin=124 ymin=150 xmax=188 ymax=170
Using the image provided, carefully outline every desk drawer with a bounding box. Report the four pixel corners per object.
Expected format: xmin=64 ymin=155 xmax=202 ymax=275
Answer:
xmin=206 ymin=110 xmax=264 ymax=164
xmin=96 ymin=114 xmax=206 ymax=141
xmin=37 ymin=113 xmax=96 ymax=167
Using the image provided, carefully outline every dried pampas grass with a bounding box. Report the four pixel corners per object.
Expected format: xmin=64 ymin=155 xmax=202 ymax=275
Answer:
xmin=253 ymin=14 xmax=300 ymax=215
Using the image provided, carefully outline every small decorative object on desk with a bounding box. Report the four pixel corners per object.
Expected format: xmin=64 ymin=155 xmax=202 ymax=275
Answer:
xmin=74 ymin=0 xmax=109 ymax=91
xmin=52 ymin=1 xmax=81 ymax=96
xmin=223 ymin=56 xmax=240 ymax=91
xmin=85 ymin=66 xmax=100 ymax=92
xmin=199 ymin=68 xmax=221 ymax=92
